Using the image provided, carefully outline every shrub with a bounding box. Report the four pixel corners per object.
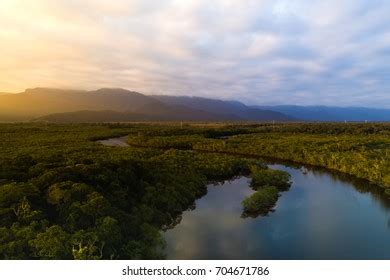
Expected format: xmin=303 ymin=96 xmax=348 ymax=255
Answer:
xmin=250 ymin=167 xmax=291 ymax=191
xmin=242 ymin=186 xmax=279 ymax=217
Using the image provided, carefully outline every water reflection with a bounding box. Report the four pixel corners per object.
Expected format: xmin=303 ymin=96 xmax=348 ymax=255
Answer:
xmin=163 ymin=165 xmax=390 ymax=259
xmin=97 ymin=136 xmax=129 ymax=147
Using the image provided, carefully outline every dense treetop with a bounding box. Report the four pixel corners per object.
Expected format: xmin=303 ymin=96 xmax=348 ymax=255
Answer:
xmin=1 ymin=122 xmax=389 ymax=259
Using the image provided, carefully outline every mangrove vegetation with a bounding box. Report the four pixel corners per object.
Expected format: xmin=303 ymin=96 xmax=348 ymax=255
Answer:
xmin=0 ymin=122 xmax=389 ymax=259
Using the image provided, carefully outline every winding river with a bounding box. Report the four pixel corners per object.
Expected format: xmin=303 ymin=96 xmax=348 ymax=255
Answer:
xmin=100 ymin=137 xmax=390 ymax=259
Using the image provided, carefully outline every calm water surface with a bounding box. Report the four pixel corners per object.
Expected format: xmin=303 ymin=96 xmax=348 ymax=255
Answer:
xmin=163 ymin=165 xmax=390 ymax=259
xmin=98 ymin=137 xmax=390 ymax=259
xmin=98 ymin=136 xmax=129 ymax=147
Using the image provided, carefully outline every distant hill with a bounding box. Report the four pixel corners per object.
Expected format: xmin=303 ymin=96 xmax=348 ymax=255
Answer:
xmin=34 ymin=110 xmax=148 ymax=123
xmin=3 ymin=88 xmax=390 ymax=122
xmin=254 ymin=105 xmax=390 ymax=121
xmin=0 ymin=88 xmax=164 ymax=117
xmin=35 ymin=109 xmax=230 ymax=122
xmin=0 ymin=88 xmax=293 ymax=122
xmin=152 ymin=95 xmax=293 ymax=121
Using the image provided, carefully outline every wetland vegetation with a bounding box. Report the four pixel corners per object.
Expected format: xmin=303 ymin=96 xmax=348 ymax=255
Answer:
xmin=0 ymin=122 xmax=389 ymax=259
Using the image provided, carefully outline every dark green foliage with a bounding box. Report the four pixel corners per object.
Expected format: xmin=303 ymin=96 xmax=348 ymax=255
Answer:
xmin=242 ymin=167 xmax=291 ymax=217
xmin=242 ymin=186 xmax=279 ymax=217
xmin=250 ymin=167 xmax=291 ymax=191
xmin=0 ymin=220 xmax=48 ymax=259
xmin=0 ymin=183 xmax=39 ymax=208
xmin=123 ymin=224 xmax=166 ymax=260
xmin=0 ymin=123 xmax=254 ymax=259
xmin=191 ymin=124 xmax=390 ymax=188
xmin=127 ymin=123 xmax=390 ymax=188
xmin=1 ymin=122 xmax=389 ymax=259
xmin=29 ymin=225 xmax=72 ymax=259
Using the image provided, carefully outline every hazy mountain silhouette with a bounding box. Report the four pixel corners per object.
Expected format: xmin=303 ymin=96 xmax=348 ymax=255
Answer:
xmin=34 ymin=109 xmax=233 ymax=122
xmin=2 ymin=88 xmax=390 ymax=122
xmin=0 ymin=88 xmax=162 ymax=116
xmin=152 ymin=95 xmax=292 ymax=121
xmin=34 ymin=110 xmax=150 ymax=123
xmin=254 ymin=105 xmax=390 ymax=121
xmin=0 ymin=88 xmax=292 ymax=122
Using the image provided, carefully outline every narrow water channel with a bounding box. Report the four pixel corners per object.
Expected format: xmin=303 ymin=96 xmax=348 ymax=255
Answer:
xmin=163 ymin=165 xmax=390 ymax=259
xmin=99 ymin=136 xmax=390 ymax=259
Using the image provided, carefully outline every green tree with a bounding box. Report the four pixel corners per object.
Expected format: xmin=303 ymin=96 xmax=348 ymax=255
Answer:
xmin=29 ymin=225 xmax=72 ymax=259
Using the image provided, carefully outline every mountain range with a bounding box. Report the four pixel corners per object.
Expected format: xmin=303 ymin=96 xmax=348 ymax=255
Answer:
xmin=0 ymin=87 xmax=389 ymax=122
xmin=0 ymin=88 xmax=291 ymax=122
xmin=152 ymin=96 xmax=390 ymax=122
xmin=254 ymin=105 xmax=390 ymax=122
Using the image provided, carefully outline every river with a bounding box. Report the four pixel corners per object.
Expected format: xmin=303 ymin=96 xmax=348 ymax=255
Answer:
xmin=99 ymin=136 xmax=390 ymax=259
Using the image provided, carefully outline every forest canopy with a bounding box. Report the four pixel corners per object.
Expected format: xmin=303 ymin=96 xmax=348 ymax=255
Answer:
xmin=0 ymin=122 xmax=389 ymax=259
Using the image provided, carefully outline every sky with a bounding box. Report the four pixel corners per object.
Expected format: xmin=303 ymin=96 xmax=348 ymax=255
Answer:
xmin=0 ymin=0 xmax=389 ymax=107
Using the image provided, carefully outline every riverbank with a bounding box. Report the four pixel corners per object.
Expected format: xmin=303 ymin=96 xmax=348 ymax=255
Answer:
xmin=99 ymin=133 xmax=389 ymax=198
xmin=163 ymin=164 xmax=390 ymax=259
xmin=124 ymin=123 xmax=390 ymax=190
xmin=2 ymin=122 xmax=389 ymax=260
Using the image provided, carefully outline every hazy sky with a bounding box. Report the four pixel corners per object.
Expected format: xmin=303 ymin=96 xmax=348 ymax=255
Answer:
xmin=1 ymin=0 xmax=389 ymax=107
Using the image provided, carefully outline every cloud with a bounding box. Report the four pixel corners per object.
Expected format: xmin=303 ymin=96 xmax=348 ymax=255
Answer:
xmin=0 ymin=0 xmax=389 ymax=107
